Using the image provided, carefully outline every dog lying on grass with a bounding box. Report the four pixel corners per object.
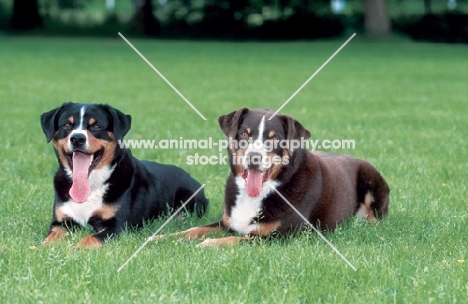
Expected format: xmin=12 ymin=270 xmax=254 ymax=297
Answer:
xmin=40 ymin=102 xmax=209 ymax=248
xmin=158 ymin=108 xmax=389 ymax=246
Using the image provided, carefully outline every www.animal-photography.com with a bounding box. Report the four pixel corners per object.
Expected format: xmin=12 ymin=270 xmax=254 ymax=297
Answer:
xmin=1 ymin=1 xmax=467 ymax=303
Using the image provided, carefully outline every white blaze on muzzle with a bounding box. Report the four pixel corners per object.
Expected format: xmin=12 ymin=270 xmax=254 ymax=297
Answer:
xmin=242 ymin=115 xmax=271 ymax=197
xmin=68 ymin=106 xmax=92 ymax=203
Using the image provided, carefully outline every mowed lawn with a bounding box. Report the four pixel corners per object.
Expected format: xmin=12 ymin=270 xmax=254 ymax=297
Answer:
xmin=0 ymin=34 xmax=467 ymax=303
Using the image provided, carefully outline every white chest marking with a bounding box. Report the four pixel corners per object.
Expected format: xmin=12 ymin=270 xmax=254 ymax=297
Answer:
xmin=230 ymin=176 xmax=279 ymax=235
xmin=60 ymin=165 xmax=114 ymax=226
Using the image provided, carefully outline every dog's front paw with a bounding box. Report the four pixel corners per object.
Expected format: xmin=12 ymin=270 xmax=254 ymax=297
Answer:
xmin=197 ymin=236 xmax=247 ymax=247
xmin=150 ymin=228 xmax=205 ymax=241
xmin=196 ymin=238 xmax=216 ymax=247
xmin=148 ymin=234 xmax=166 ymax=241
xmin=42 ymin=227 xmax=67 ymax=246
xmin=76 ymin=235 xmax=103 ymax=249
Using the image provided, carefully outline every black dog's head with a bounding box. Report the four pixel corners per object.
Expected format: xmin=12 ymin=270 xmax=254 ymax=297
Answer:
xmin=218 ymin=108 xmax=310 ymax=197
xmin=41 ymin=102 xmax=131 ymax=202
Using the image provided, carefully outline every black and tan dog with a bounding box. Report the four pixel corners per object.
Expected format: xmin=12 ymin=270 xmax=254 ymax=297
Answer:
xmin=164 ymin=108 xmax=389 ymax=246
xmin=40 ymin=102 xmax=209 ymax=248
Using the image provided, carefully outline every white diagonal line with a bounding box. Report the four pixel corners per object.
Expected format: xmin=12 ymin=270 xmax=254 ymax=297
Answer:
xmin=117 ymin=184 xmax=206 ymax=272
xmin=269 ymin=33 xmax=356 ymax=120
xmin=118 ymin=32 xmax=207 ymax=121
xmin=269 ymin=185 xmax=357 ymax=271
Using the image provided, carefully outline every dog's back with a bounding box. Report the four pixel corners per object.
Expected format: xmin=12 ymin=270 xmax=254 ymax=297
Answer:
xmin=309 ymin=151 xmax=390 ymax=230
xmin=141 ymin=161 xmax=209 ymax=217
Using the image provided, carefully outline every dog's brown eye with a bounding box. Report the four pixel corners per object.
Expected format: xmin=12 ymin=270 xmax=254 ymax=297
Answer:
xmin=239 ymin=132 xmax=248 ymax=139
xmin=90 ymin=124 xmax=102 ymax=131
xmin=63 ymin=123 xmax=72 ymax=130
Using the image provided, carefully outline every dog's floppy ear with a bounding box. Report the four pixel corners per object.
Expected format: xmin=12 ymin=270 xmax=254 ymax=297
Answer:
xmin=218 ymin=108 xmax=249 ymax=138
xmin=282 ymin=114 xmax=311 ymax=154
xmin=40 ymin=102 xmax=72 ymax=143
xmin=102 ymin=104 xmax=132 ymax=140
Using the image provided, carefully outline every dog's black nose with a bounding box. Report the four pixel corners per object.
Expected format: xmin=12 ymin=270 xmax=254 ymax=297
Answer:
xmin=246 ymin=152 xmax=263 ymax=169
xmin=70 ymin=133 xmax=87 ymax=147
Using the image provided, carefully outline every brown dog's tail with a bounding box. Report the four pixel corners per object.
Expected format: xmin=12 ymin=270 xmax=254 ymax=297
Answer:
xmin=356 ymin=161 xmax=390 ymax=220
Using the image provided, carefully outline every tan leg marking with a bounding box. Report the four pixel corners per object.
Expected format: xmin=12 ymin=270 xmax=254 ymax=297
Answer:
xmin=182 ymin=226 xmax=220 ymax=240
xmin=75 ymin=235 xmax=103 ymax=249
xmin=43 ymin=226 xmax=67 ymax=245
xmin=91 ymin=205 xmax=118 ymax=220
xmin=250 ymin=221 xmax=281 ymax=237
xmin=197 ymin=236 xmax=250 ymax=247
xmin=151 ymin=225 xmax=221 ymax=241
xmin=355 ymin=192 xmax=377 ymax=221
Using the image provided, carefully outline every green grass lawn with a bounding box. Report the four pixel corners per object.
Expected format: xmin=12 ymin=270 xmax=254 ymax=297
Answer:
xmin=0 ymin=34 xmax=467 ymax=303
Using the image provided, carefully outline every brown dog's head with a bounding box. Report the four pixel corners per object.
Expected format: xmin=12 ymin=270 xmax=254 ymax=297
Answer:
xmin=40 ymin=102 xmax=131 ymax=203
xmin=218 ymin=108 xmax=311 ymax=197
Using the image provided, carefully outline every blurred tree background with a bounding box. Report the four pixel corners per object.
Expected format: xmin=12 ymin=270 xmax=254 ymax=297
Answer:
xmin=1 ymin=0 xmax=467 ymax=42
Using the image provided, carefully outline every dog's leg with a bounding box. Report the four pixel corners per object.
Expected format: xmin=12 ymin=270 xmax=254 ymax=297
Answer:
xmin=152 ymin=221 xmax=225 ymax=241
xmin=75 ymin=217 xmax=120 ymax=249
xmin=195 ymin=222 xmax=281 ymax=247
xmin=194 ymin=221 xmax=280 ymax=247
xmin=43 ymin=218 xmax=81 ymax=246
xmin=179 ymin=225 xmax=221 ymax=240
xmin=75 ymin=230 xmax=116 ymax=249
xmin=197 ymin=236 xmax=251 ymax=247
xmin=75 ymin=235 xmax=104 ymax=249
xmin=43 ymin=226 xmax=67 ymax=245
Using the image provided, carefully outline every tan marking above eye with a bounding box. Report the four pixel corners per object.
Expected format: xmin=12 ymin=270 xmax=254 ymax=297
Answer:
xmin=246 ymin=127 xmax=251 ymax=134
xmin=268 ymin=130 xmax=276 ymax=138
xmin=68 ymin=116 xmax=74 ymax=124
xmin=88 ymin=117 xmax=96 ymax=125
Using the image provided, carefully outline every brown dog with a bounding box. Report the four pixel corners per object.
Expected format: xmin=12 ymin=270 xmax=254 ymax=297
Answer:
xmin=162 ymin=108 xmax=390 ymax=246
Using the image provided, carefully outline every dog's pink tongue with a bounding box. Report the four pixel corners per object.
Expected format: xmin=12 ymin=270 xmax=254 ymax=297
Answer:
xmin=246 ymin=169 xmax=263 ymax=197
xmin=69 ymin=151 xmax=91 ymax=203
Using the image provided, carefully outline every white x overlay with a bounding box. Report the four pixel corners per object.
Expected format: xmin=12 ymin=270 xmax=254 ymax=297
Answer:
xmin=116 ymin=33 xmax=357 ymax=272
xmin=118 ymin=32 xmax=207 ymax=120
xmin=117 ymin=184 xmax=206 ymax=272
xmin=269 ymin=33 xmax=356 ymax=120
xmin=269 ymin=185 xmax=357 ymax=271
